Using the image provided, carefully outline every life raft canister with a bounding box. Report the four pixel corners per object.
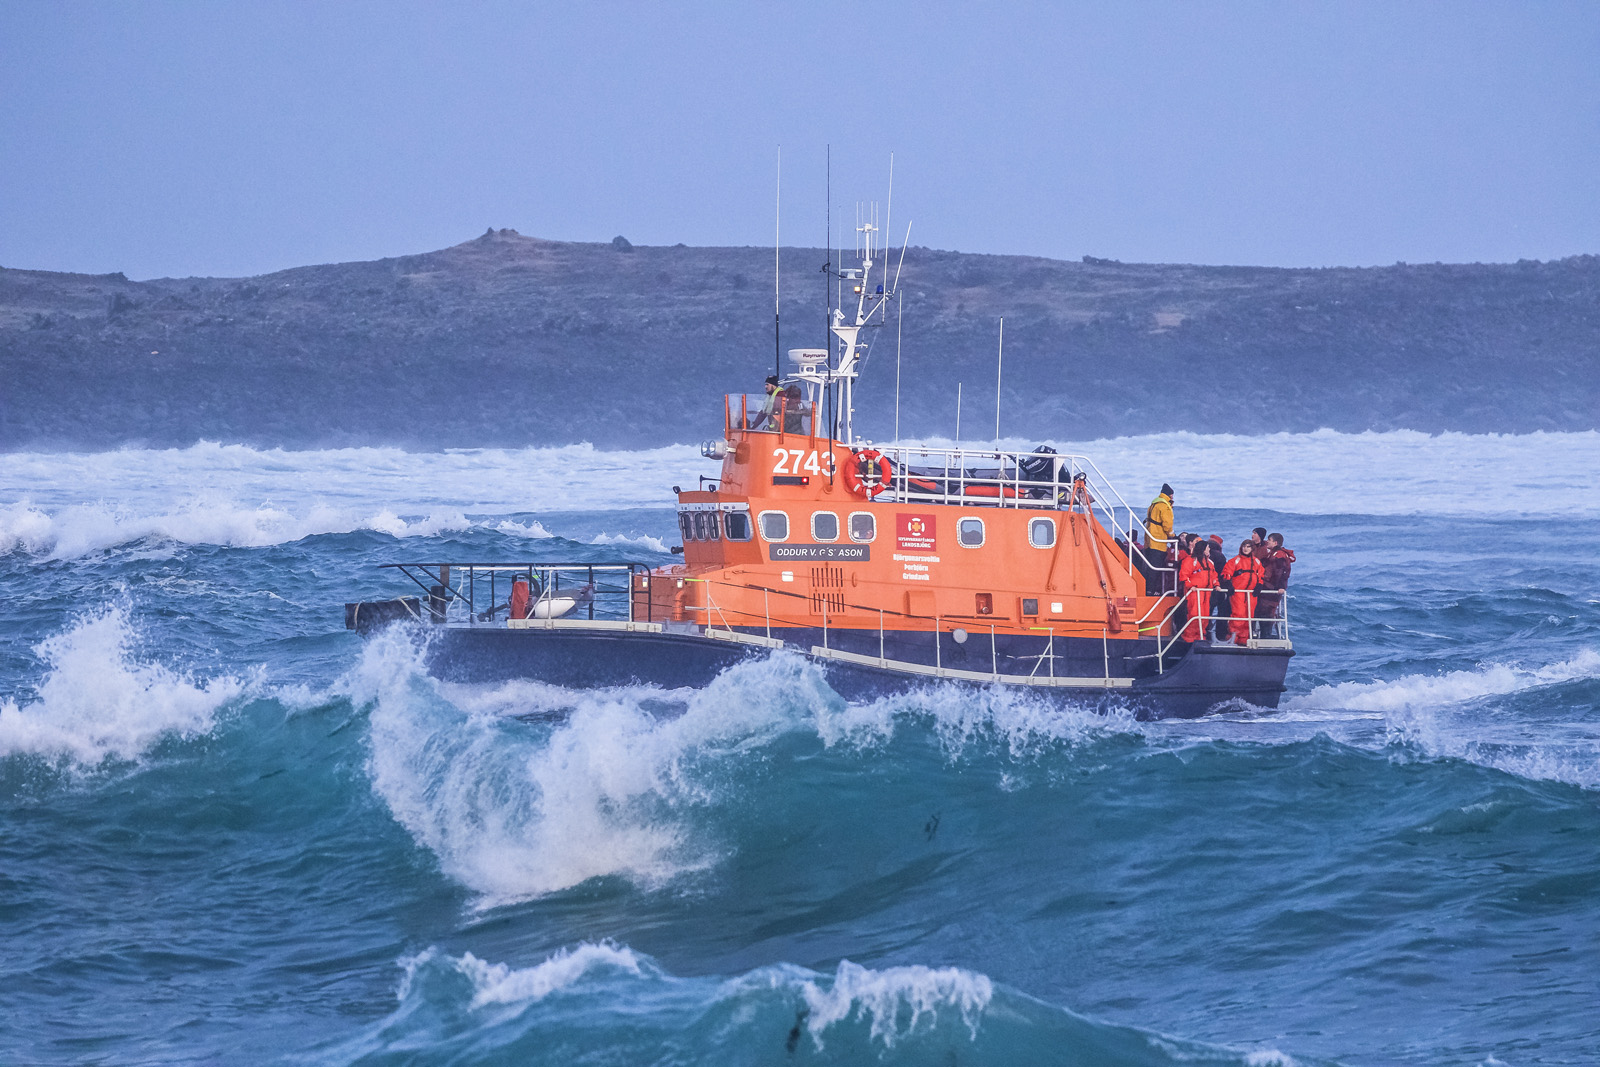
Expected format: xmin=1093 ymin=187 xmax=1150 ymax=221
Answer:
xmin=843 ymin=449 xmax=892 ymax=498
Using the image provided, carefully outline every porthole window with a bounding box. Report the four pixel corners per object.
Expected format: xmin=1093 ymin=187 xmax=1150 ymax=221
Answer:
xmin=812 ymin=511 xmax=840 ymax=542
xmin=759 ymin=510 xmax=789 ymax=542
xmin=957 ymin=517 xmax=985 ymax=548
xmin=723 ymin=511 xmax=752 ymax=542
xmin=1028 ymin=517 xmax=1056 ymax=548
xmin=848 ymin=512 xmax=876 ymax=543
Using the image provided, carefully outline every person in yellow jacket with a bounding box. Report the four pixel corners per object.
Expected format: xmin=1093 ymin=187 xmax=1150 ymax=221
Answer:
xmin=1143 ymin=484 xmax=1175 ymax=592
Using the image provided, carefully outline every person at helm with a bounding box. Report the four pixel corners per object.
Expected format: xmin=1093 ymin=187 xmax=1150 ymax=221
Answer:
xmin=750 ymin=375 xmax=784 ymax=431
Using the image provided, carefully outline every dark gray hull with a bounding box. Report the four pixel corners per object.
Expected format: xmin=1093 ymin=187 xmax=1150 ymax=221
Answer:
xmin=415 ymin=623 xmax=1291 ymax=720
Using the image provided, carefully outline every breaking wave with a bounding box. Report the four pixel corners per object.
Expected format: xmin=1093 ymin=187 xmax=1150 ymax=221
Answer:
xmin=0 ymin=498 xmax=474 ymax=559
xmin=308 ymin=943 xmax=1308 ymax=1067
xmin=0 ymin=604 xmax=246 ymax=766
xmin=339 ymin=633 xmax=1147 ymax=905
xmin=589 ymin=530 xmax=669 ymax=553
xmin=1289 ymin=649 xmax=1600 ymax=713
xmin=1283 ymin=649 xmax=1600 ymax=790
xmin=342 ymin=635 xmax=844 ymax=904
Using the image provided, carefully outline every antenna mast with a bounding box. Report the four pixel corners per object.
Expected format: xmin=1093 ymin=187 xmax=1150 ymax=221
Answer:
xmin=786 ymin=148 xmax=898 ymax=446
xmin=995 ymin=317 xmax=1004 ymax=443
xmin=894 ymin=289 xmax=903 ymax=442
xmin=774 ymin=146 xmax=781 ymax=380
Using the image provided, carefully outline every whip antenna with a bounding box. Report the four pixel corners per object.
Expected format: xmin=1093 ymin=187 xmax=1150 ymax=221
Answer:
xmin=884 ymin=152 xmax=894 ymax=275
xmin=891 ymin=220 xmax=912 ymax=295
xmin=824 ymin=144 xmax=831 ymax=362
xmin=894 ymin=288 xmax=903 ymax=442
xmin=774 ymin=146 xmax=781 ymax=380
xmin=995 ymin=317 xmax=1004 ymax=443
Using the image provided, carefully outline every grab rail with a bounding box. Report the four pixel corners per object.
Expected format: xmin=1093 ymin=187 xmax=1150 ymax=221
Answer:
xmin=380 ymin=562 xmax=653 ymax=625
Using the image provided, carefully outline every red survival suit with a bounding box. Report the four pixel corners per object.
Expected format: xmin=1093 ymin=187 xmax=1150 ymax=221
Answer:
xmin=1220 ymin=551 xmax=1265 ymax=646
xmin=1177 ymin=551 xmax=1218 ymax=643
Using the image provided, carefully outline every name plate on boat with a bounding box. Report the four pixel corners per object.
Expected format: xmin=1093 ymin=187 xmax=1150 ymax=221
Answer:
xmin=768 ymin=544 xmax=870 ymax=562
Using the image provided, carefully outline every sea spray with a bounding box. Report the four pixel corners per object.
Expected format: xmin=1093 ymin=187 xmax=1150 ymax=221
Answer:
xmin=0 ymin=603 xmax=246 ymax=766
xmin=349 ymin=636 xmax=842 ymax=902
xmin=317 ymin=944 xmax=1312 ymax=1067
xmin=0 ymin=496 xmax=477 ymax=560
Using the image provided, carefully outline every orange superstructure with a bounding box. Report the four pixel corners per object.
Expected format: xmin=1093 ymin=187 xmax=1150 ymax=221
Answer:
xmin=636 ymin=409 xmax=1174 ymax=660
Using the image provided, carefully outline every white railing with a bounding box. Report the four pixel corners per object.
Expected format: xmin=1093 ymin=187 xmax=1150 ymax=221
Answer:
xmin=1150 ymin=588 xmax=1293 ymax=668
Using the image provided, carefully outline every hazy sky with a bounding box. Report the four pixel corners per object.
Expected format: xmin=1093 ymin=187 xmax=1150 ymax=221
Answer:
xmin=3 ymin=1 xmax=1598 ymax=278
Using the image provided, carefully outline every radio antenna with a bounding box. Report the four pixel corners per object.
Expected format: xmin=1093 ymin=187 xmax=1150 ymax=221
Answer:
xmin=774 ymin=146 xmax=781 ymax=380
xmin=894 ymin=288 xmax=904 ymax=442
xmin=884 ymin=152 xmax=894 ymax=279
xmin=955 ymin=381 xmax=962 ymax=445
xmin=994 ymin=317 xmax=1004 ymax=443
xmin=891 ymin=220 xmax=912 ymax=296
xmin=824 ymin=144 xmax=831 ymax=363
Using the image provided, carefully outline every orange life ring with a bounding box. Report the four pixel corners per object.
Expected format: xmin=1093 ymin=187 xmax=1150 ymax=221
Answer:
xmin=843 ymin=449 xmax=892 ymax=498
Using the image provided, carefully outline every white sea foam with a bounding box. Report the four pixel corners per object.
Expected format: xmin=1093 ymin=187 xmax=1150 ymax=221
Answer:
xmin=453 ymin=943 xmax=647 ymax=1007
xmin=793 ymin=959 xmax=993 ymax=1049
xmin=827 ymin=681 xmax=1141 ymax=760
xmin=1285 ymin=649 xmax=1600 ymax=789
xmin=0 ymin=604 xmax=245 ymax=765
xmin=1 ymin=430 xmax=1596 ymax=561
xmin=960 ymin=427 xmax=1600 ymax=517
xmin=590 ymin=530 xmax=669 ymax=553
xmin=0 ymin=496 xmax=473 ymax=559
xmin=1289 ymin=649 xmax=1600 ymax=713
xmin=424 ymin=942 xmax=991 ymax=1052
xmin=493 ymin=518 xmax=554 ymax=538
xmin=345 ymin=637 xmax=839 ymax=903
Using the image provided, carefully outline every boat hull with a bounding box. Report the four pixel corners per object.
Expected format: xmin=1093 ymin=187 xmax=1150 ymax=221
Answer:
xmin=413 ymin=623 xmax=1291 ymax=720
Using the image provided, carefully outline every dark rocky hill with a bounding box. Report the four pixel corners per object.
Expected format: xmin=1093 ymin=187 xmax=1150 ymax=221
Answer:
xmin=2 ymin=229 xmax=1597 ymax=450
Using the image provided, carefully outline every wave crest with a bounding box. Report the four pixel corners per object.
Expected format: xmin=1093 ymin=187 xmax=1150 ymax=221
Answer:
xmin=0 ymin=604 xmax=245 ymax=765
xmin=0 ymin=497 xmax=472 ymax=559
xmin=347 ymin=638 xmax=841 ymax=904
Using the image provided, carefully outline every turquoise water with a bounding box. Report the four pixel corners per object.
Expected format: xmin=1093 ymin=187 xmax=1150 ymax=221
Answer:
xmin=2 ymin=449 xmax=1598 ymax=1065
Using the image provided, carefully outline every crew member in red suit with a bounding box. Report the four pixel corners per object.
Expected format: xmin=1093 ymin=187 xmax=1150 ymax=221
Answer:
xmin=1177 ymin=540 xmax=1218 ymax=642
xmin=1256 ymin=532 xmax=1295 ymax=638
xmin=1221 ymin=540 xmax=1265 ymax=646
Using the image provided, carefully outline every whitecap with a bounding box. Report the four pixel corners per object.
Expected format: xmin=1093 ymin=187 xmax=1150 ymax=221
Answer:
xmin=590 ymin=530 xmax=669 ymax=553
xmin=344 ymin=639 xmax=837 ymax=903
xmin=0 ymin=604 xmax=246 ymax=766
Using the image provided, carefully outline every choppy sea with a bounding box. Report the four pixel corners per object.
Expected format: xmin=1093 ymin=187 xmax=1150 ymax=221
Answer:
xmin=2 ymin=430 xmax=1598 ymax=1066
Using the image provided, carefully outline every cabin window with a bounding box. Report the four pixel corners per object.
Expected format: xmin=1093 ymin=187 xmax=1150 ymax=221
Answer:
xmin=723 ymin=511 xmax=752 ymax=541
xmin=678 ymin=513 xmax=695 ymax=541
xmin=848 ymin=512 xmax=876 ymax=543
xmin=957 ymin=517 xmax=985 ymax=548
xmin=1022 ymin=598 xmax=1039 ymax=616
xmin=1029 ymin=517 xmax=1056 ymax=548
xmin=704 ymin=511 xmax=720 ymax=541
xmin=812 ymin=511 xmax=840 ymax=542
xmin=759 ymin=510 xmax=789 ymax=542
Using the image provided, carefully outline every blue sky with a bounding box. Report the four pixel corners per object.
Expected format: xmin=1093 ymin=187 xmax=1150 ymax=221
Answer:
xmin=3 ymin=1 xmax=1597 ymax=278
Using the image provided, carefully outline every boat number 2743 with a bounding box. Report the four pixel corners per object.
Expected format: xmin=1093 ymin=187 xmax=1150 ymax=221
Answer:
xmin=771 ymin=448 xmax=834 ymax=476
